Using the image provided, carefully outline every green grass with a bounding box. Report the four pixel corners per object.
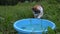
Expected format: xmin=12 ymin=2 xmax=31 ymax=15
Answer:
xmin=0 ymin=1 xmax=60 ymax=34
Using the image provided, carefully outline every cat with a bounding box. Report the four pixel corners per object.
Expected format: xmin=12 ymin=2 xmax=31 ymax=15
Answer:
xmin=32 ymin=5 xmax=43 ymax=18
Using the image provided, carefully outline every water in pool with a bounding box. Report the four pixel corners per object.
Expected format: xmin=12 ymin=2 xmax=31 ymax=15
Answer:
xmin=21 ymin=24 xmax=47 ymax=31
xmin=14 ymin=18 xmax=55 ymax=34
xmin=20 ymin=19 xmax=50 ymax=32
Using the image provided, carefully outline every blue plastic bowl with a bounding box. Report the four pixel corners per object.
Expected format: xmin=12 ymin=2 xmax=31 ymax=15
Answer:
xmin=13 ymin=18 xmax=56 ymax=34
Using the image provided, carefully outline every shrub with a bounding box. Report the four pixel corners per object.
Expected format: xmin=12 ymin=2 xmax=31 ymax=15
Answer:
xmin=47 ymin=27 xmax=56 ymax=34
xmin=0 ymin=0 xmax=18 ymax=5
xmin=56 ymin=0 xmax=60 ymax=3
xmin=18 ymin=0 xmax=41 ymax=2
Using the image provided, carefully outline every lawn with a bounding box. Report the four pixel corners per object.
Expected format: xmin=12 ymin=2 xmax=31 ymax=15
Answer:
xmin=0 ymin=1 xmax=60 ymax=34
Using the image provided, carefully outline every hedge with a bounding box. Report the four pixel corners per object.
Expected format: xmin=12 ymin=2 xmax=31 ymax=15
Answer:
xmin=0 ymin=0 xmax=19 ymax=5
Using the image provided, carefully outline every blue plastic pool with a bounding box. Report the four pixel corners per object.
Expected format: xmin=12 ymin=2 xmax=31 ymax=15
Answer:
xmin=13 ymin=18 xmax=56 ymax=34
